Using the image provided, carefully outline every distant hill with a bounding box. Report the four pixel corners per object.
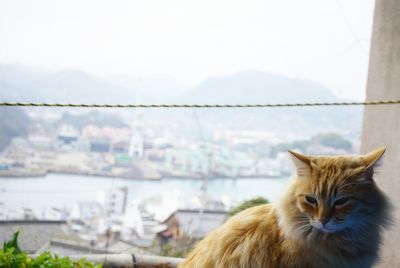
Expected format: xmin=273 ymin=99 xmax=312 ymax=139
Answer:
xmin=0 ymin=64 xmax=186 ymax=104
xmin=0 ymin=64 xmax=363 ymax=137
xmin=179 ymin=70 xmax=339 ymax=104
xmin=173 ymin=70 xmax=363 ymax=135
xmin=107 ymin=74 xmax=187 ymax=103
xmin=0 ymin=64 xmax=49 ymax=101
xmin=0 ymin=64 xmax=349 ymax=105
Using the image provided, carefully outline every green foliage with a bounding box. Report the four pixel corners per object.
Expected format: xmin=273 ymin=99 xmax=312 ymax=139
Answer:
xmin=61 ymin=111 xmax=127 ymax=129
xmin=0 ymin=107 xmax=33 ymax=151
xmin=0 ymin=232 xmax=102 ymax=268
xmin=311 ymin=133 xmax=352 ymax=150
xmin=157 ymin=234 xmax=198 ymax=259
xmin=160 ymin=244 xmax=186 ymax=258
xmin=271 ymin=140 xmax=308 ymax=157
xmin=3 ymin=231 xmax=22 ymax=254
xmin=271 ymin=132 xmax=352 ymax=157
xmin=227 ymin=197 xmax=269 ymax=219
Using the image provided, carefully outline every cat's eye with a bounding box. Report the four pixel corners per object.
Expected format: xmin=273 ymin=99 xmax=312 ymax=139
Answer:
xmin=334 ymin=197 xmax=350 ymax=206
xmin=305 ymin=195 xmax=317 ymax=205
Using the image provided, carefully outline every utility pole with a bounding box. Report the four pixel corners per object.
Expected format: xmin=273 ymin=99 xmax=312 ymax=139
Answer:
xmin=361 ymin=0 xmax=400 ymax=266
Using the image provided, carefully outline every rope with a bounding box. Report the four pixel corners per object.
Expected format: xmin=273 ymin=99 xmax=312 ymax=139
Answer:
xmin=0 ymin=100 xmax=400 ymax=108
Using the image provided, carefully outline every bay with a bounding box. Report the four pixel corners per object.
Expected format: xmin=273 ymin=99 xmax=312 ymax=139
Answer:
xmin=0 ymin=173 xmax=290 ymax=214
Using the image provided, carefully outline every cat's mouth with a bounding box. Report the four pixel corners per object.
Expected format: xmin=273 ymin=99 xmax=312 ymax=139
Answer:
xmin=314 ymin=225 xmax=336 ymax=233
xmin=310 ymin=222 xmax=338 ymax=233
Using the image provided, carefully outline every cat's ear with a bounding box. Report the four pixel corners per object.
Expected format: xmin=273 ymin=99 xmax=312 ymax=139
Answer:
xmin=288 ymin=150 xmax=311 ymax=177
xmin=363 ymin=147 xmax=386 ymax=169
xmin=361 ymin=147 xmax=386 ymax=180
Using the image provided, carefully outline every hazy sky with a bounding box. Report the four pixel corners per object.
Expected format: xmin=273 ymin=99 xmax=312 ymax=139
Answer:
xmin=0 ymin=0 xmax=374 ymax=100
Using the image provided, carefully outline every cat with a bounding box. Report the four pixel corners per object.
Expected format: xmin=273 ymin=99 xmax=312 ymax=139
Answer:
xmin=178 ymin=147 xmax=392 ymax=268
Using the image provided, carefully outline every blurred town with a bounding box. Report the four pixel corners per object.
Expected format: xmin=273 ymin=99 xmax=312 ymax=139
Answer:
xmin=0 ymin=185 xmax=229 ymax=257
xmin=0 ymin=66 xmax=359 ymax=257
xmin=0 ymin=106 xmax=358 ymax=256
xmin=0 ymin=107 xmax=356 ymax=179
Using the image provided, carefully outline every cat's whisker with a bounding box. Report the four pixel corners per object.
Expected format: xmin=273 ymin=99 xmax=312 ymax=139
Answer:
xmin=292 ymin=222 xmax=313 ymax=237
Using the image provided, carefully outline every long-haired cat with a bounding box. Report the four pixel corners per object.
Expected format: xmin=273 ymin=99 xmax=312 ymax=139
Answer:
xmin=179 ymin=148 xmax=392 ymax=268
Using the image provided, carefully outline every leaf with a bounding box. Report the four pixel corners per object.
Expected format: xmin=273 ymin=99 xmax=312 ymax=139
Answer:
xmin=3 ymin=231 xmax=22 ymax=254
xmin=1 ymin=232 xmax=102 ymax=267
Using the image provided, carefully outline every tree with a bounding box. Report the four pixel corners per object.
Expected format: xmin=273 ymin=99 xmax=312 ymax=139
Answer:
xmin=0 ymin=107 xmax=33 ymax=151
xmin=226 ymin=197 xmax=269 ymax=219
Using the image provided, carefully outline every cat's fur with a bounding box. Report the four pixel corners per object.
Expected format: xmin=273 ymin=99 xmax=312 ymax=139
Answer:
xmin=179 ymin=148 xmax=391 ymax=268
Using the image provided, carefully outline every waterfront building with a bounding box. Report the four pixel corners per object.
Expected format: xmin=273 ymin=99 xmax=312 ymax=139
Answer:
xmin=129 ymin=111 xmax=144 ymax=159
xmin=82 ymin=125 xmax=131 ymax=153
xmin=57 ymin=124 xmax=79 ymax=151
xmin=171 ymin=209 xmax=227 ymax=239
xmin=28 ymin=135 xmax=53 ymax=150
xmin=70 ymin=201 xmax=104 ymax=225
xmin=97 ymin=187 xmax=128 ymax=216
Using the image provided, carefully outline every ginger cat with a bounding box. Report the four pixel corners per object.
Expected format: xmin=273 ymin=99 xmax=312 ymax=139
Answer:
xmin=179 ymin=148 xmax=391 ymax=268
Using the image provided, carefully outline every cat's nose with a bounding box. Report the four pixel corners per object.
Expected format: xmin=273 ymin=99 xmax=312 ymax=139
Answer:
xmin=319 ymin=218 xmax=329 ymax=225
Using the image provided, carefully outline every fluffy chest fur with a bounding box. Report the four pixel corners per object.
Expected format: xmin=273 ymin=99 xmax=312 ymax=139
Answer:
xmin=179 ymin=204 xmax=379 ymax=268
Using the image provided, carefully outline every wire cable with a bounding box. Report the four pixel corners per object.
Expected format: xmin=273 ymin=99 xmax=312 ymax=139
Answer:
xmin=1 ymin=100 xmax=400 ymax=108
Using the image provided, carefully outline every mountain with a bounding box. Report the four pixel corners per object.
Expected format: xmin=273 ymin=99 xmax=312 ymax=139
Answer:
xmin=0 ymin=64 xmax=49 ymax=101
xmin=108 ymin=74 xmax=187 ymax=103
xmin=0 ymin=64 xmax=348 ymax=105
xmin=0 ymin=64 xmax=186 ymax=104
xmin=179 ymin=70 xmax=339 ymax=104
xmin=173 ymin=70 xmax=363 ymax=135
xmin=33 ymin=69 xmax=134 ymax=104
xmin=0 ymin=65 xmax=363 ymax=137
